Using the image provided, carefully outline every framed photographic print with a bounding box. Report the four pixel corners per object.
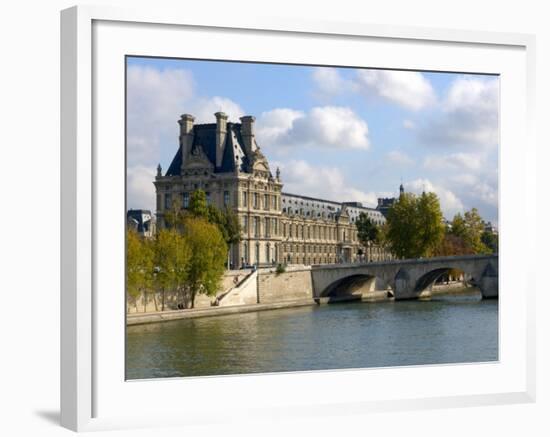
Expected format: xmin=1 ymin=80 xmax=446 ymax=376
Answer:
xmin=61 ymin=5 xmax=536 ymax=432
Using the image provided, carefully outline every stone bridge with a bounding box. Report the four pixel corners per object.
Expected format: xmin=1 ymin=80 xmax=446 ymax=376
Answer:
xmin=310 ymin=254 xmax=498 ymax=300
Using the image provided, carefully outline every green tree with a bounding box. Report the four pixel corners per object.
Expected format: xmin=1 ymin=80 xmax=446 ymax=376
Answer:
xmin=188 ymin=189 xmax=209 ymax=219
xmin=163 ymin=196 xmax=186 ymax=231
xmin=126 ymin=229 xmax=154 ymax=312
xmin=416 ymin=191 xmax=445 ymax=257
xmin=182 ymin=216 xmax=227 ymax=308
xmin=481 ymin=230 xmax=498 ymax=253
xmin=450 ymin=208 xmax=489 ymax=253
xmin=153 ymin=229 xmax=191 ymax=311
xmin=207 ymin=205 xmax=242 ymax=246
xmin=386 ymin=191 xmax=444 ymax=259
xmin=355 ymin=212 xmax=379 ymax=260
xmin=208 ymin=205 xmax=242 ymax=268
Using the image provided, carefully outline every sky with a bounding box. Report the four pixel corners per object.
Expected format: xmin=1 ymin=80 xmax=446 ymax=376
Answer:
xmin=126 ymin=56 xmax=499 ymax=224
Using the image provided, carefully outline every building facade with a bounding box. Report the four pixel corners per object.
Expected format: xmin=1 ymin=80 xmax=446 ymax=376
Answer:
xmin=127 ymin=209 xmax=156 ymax=238
xmin=154 ymin=112 xmax=390 ymax=268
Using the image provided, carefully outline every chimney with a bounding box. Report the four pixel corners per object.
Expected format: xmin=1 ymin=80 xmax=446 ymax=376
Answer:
xmin=178 ymin=114 xmax=195 ymax=169
xmin=215 ymin=112 xmax=228 ymax=168
xmin=240 ymin=115 xmax=256 ymax=156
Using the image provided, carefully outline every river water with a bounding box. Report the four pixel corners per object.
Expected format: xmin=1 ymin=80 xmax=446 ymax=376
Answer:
xmin=126 ymin=290 xmax=498 ymax=380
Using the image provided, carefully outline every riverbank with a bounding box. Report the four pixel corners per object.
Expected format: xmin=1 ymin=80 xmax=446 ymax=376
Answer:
xmin=126 ymin=299 xmax=317 ymax=326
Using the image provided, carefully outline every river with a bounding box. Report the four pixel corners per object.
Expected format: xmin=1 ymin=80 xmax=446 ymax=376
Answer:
xmin=126 ymin=290 xmax=498 ymax=380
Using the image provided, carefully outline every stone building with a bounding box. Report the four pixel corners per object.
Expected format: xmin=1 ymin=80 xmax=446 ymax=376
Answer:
xmin=127 ymin=209 xmax=155 ymax=238
xmin=154 ymin=112 xmax=389 ymax=268
xmin=376 ymin=183 xmax=404 ymax=217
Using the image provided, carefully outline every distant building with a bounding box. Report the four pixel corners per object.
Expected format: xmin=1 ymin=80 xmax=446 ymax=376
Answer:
xmin=376 ymin=183 xmax=404 ymax=217
xmin=153 ymin=112 xmax=390 ymax=267
xmin=127 ymin=209 xmax=155 ymax=238
xmin=483 ymin=221 xmax=498 ymax=234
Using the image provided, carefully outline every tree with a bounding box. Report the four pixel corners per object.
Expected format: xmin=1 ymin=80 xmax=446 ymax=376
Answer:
xmin=416 ymin=191 xmax=445 ymax=256
xmin=481 ymin=230 xmax=498 ymax=253
xmin=163 ymin=196 xmax=186 ymax=231
xmin=434 ymin=233 xmax=476 ymax=256
xmin=188 ymin=189 xmax=209 ymax=219
xmin=386 ymin=191 xmax=444 ymax=259
xmin=153 ymin=229 xmax=191 ymax=310
xmin=450 ymin=208 xmax=489 ymax=254
xmin=207 ymin=205 xmax=242 ymax=246
xmin=208 ymin=205 xmax=242 ymax=269
xmin=126 ymin=229 xmax=154 ymax=312
xmin=182 ymin=216 xmax=227 ymax=308
xmin=355 ymin=212 xmax=379 ymax=260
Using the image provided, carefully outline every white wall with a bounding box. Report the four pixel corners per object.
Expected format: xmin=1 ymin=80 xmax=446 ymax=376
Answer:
xmin=0 ymin=1 xmax=548 ymax=436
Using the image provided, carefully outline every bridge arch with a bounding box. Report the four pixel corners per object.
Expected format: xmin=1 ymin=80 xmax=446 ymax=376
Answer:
xmin=319 ymin=273 xmax=392 ymax=302
xmin=412 ymin=267 xmax=471 ymax=296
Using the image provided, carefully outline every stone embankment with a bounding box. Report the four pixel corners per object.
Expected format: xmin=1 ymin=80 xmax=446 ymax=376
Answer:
xmin=126 ymin=262 xmax=482 ymax=325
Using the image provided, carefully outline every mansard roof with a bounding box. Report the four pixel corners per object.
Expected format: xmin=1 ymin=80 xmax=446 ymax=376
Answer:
xmin=165 ymin=122 xmax=250 ymax=176
xmin=281 ymin=192 xmax=386 ymax=224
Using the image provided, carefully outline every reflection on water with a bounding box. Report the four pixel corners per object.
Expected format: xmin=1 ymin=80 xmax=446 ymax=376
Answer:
xmin=126 ymin=290 xmax=498 ymax=380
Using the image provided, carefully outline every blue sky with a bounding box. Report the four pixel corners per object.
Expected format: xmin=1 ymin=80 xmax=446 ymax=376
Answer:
xmin=126 ymin=56 xmax=499 ymax=224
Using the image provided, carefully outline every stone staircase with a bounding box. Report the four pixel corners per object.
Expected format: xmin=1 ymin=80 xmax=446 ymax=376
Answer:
xmin=217 ymin=270 xmax=258 ymax=307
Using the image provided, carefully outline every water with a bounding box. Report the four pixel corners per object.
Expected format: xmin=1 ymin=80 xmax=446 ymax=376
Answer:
xmin=126 ymin=290 xmax=498 ymax=380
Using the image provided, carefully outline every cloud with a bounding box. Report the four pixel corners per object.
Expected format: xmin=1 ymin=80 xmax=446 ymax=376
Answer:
xmin=386 ymin=150 xmax=414 ymax=166
xmin=127 ymin=165 xmax=156 ymax=212
xmin=355 ymin=69 xmax=437 ymax=110
xmin=312 ymin=67 xmax=353 ymax=95
xmin=257 ymin=106 xmax=370 ymax=151
xmin=423 ymin=152 xmax=482 ymax=172
xmin=274 ymin=159 xmax=379 ymax=207
xmin=126 ymin=65 xmax=244 ymax=169
xmin=406 ymin=178 xmax=464 ymax=219
xmin=418 ymin=76 xmax=499 ymax=149
xmin=193 ymin=96 xmax=245 ymax=124
xmin=403 ymin=119 xmax=416 ymax=129
xmin=311 ymin=67 xmax=436 ymax=111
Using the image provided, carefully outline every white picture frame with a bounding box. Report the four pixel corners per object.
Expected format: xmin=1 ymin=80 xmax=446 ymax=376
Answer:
xmin=60 ymin=5 xmax=536 ymax=432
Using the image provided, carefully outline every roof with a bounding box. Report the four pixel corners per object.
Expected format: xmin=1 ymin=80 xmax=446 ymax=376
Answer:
xmin=165 ymin=122 xmax=250 ymax=176
xmin=281 ymin=192 xmax=385 ymax=224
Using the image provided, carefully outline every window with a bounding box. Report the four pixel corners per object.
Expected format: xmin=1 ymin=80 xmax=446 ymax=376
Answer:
xmin=182 ymin=192 xmax=189 ymax=208
xmin=205 ymin=192 xmax=211 ymax=204
xmin=266 ymin=244 xmax=271 ymax=264
xmin=272 ymin=218 xmax=278 ymax=235
xmin=254 ymin=216 xmax=260 ymax=237
xmin=265 ymin=217 xmax=269 ymax=237
xmin=243 ymin=191 xmax=248 ymax=208
xmin=243 ymin=242 xmax=249 ymax=264
xmin=264 ymin=194 xmax=269 ymax=210
xmin=272 ymin=196 xmax=277 ymax=209
xmin=224 ymin=191 xmax=230 ymax=206
xmin=243 ymin=216 xmax=248 ymax=233
xmin=164 ymin=193 xmax=172 ymax=210
xmin=255 ymin=243 xmax=260 ymax=264
xmin=253 ymin=192 xmax=258 ymax=209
